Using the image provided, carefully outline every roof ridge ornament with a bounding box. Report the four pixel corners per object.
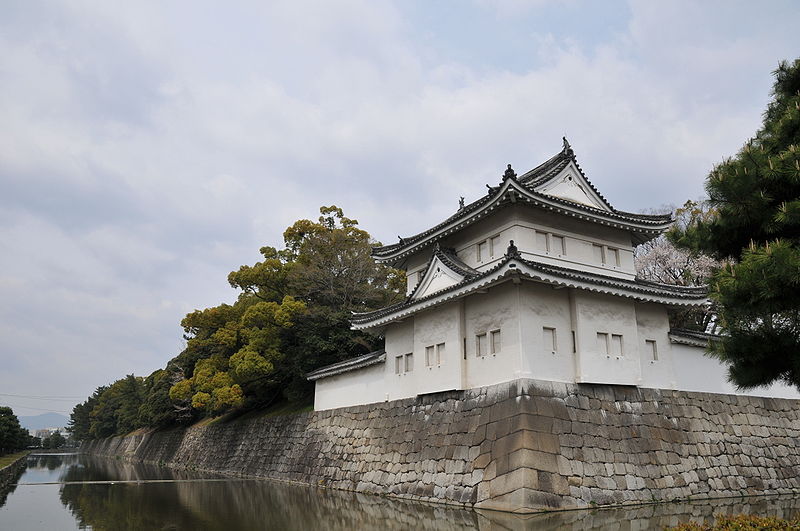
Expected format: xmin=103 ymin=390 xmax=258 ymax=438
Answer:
xmin=502 ymin=164 xmax=517 ymax=182
xmin=458 ymin=196 xmax=465 ymax=210
xmin=506 ymin=240 xmax=520 ymax=258
xmin=562 ymin=136 xmax=574 ymax=156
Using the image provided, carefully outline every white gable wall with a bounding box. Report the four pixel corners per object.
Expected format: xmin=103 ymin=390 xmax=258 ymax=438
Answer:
xmin=411 ymin=255 xmax=465 ymax=300
xmin=534 ymin=161 xmax=610 ymax=211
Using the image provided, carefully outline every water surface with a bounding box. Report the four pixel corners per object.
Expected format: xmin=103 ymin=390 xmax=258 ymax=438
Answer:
xmin=1 ymin=453 xmax=798 ymax=530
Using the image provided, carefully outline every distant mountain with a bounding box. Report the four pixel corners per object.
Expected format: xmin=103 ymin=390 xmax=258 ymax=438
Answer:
xmin=19 ymin=412 xmax=70 ymax=431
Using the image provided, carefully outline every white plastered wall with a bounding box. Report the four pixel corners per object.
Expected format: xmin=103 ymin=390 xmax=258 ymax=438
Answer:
xmin=384 ymin=319 xmax=416 ymax=400
xmin=635 ymin=302 xmax=676 ymax=389
xmin=313 ymin=362 xmax=387 ymax=411
xmin=448 ymin=205 xmax=635 ymax=278
xmin=463 ymin=282 xmax=523 ymax=389
xmin=518 ymin=282 xmax=575 ymax=383
xmin=402 ymin=204 xmax=639 ymax=294
xmin=572 ymin=290 xmax=641 ymax=385
xmin=412 ymin=302 xmax=463 ymax=395
xmin=671 ymin=343 xmax=800 ymax=399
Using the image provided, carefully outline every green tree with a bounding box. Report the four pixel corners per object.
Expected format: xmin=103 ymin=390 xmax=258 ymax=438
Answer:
xmin=136 ymin=369 xmax=180 ymax=428
xmin=672 ymin=59 xmax=800 ymax=389
xmin=88 ymin=376 xmax=145 ymax=438
xmin=69 ymin=387 xmax=104 ymax=441
xmin=229 ymin=206 xmax=404 ymax=401
xmin=0 ymin=406 xmax=29 ymax=455
xmin=169 ymin=295 xmax=306 ymax=415
xmin=49 ymin=431 xmax=66 ymax=449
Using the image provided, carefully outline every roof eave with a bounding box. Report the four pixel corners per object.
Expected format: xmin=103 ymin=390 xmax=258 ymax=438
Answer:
xmin=306 ymin=351 xmax=386 ymax=381
xmin=373 ymin=188 xmax=673 ymax=263
xmin=353 ymin=259 xmax=708 ymax=330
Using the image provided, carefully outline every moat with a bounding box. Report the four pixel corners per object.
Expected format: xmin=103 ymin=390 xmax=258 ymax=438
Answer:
xmin=0 ymin=453 xmax=798 ymax=530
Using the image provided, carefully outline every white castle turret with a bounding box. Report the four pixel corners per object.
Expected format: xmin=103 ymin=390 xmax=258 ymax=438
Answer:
xmin=308 ymin=140 xmax=797 ymax=410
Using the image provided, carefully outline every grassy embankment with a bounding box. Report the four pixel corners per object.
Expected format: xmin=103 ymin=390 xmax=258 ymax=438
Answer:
xmin=200 ymin=397 xmax=314 ymax=427
xmin=0 ymin=451 xmax=29 ymax=469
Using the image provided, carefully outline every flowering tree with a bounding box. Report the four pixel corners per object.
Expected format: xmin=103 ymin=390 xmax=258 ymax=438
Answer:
xmin=635 ymin=201 xmax=719 ymax=331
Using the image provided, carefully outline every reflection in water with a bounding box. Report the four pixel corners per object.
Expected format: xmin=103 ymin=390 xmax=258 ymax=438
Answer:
xmin=1 ymin=453 xmax=799 ymax=530
xmin=0 ymin=459 xmax=26 ymax=509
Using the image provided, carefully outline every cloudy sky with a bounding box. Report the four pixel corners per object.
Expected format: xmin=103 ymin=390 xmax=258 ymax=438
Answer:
xmin=1 ymin=0 xmax=798 ymax=417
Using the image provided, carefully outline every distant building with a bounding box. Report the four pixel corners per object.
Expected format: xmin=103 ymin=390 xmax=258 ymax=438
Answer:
xmin=308 ymin=139 xmax=800 ymax=410
xmin=33 ymin=427 xmax=67 ymax=438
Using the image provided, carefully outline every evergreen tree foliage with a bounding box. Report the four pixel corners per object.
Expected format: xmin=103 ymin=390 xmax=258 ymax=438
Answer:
xmin=671 ymin=59 xmax=800 ymax=389
xmin=0 ymin=407 xmax=32 ymax=454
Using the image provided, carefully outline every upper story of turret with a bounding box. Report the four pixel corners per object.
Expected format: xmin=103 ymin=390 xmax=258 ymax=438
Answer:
xmin=371 ymin=139 xmax=673 ymax=296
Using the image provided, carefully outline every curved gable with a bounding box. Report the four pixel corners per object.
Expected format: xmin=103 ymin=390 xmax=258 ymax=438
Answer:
xmin=533 ymin=161 xmax=611 ymax=211
xmin=411 ymin=254 xmax=466 ymax=300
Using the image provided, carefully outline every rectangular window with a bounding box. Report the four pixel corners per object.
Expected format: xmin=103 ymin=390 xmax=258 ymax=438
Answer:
xmin=404 ymin=353 xmax=414 ymax=372
xmin=477 ymin=241 xmax=488 ymax=262
xmin=436 ymin=343 xmax=445 ymax=365
xmin=551 ymin=235 xmax=565 ymax=256
xmin=646 ymin=339 xmax=658 ymax=361
xmin=476 ymin=333 xmax=488 ymax=357
xmin=571 ymin=330 xmax=576 ymax=353
xmin=596 ymin=332 xmax=609 ymax=356
xmin=426 ymin=343 xmax=445 ymax=366
xmin=543 ymin=327 xmax=557 ymax=354
xmin=592 ymin=244 xmax=604 ymax=264
xmin=490 ymin=329 xmax=501 ymax=354
xmin=490 ymin=236 xmax=501 ymax=257
xmin=395 ymin=355 xmax=403 ymax=374
xmin=611 ymin=334 xmax=623 ymax=357
xmin=536 ymin=232 xmax=549 ymax=252
xmin=608 ymin=248 xmax=620 ymax=267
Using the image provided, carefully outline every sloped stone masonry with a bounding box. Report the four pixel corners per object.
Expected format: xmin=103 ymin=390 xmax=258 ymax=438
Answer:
xmin=0 ymin=453 xmax=27 ymax=492
xmin=83 ymin=379 xmax=800 ymax=513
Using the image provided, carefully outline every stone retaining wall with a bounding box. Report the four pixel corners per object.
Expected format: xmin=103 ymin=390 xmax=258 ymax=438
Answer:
xmin=83 ymin=379 xmax=800 ymax=513
xmin=0 ymin=453 xmax=28 ymax=492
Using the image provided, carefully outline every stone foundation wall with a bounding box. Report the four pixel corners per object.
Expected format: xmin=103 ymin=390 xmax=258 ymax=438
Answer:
xmin=83 ymin=379 xmax=800 ymax=513
xmin=0 ymin=453 xmax=28 ymax=492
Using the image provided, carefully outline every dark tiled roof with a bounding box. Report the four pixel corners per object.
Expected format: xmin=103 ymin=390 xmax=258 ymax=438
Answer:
xmin=669 ymin=328 xmax=722 ymax=346
xmin=522 ymin=258 xmax=708 ymax=297
xmin=306 ymin=350 xmax=386 ymax=381
xmin=519 ymin=138 xmax=615 ymax=212
xmin=352 ymin=254 xmax=708 ymax=327
xmin=372 ymin=140 xmax=671 ymax=259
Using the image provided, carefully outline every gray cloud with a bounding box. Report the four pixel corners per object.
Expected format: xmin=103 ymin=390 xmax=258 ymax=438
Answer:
xmin=1 ymin=0 xmax=798 ymax=415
